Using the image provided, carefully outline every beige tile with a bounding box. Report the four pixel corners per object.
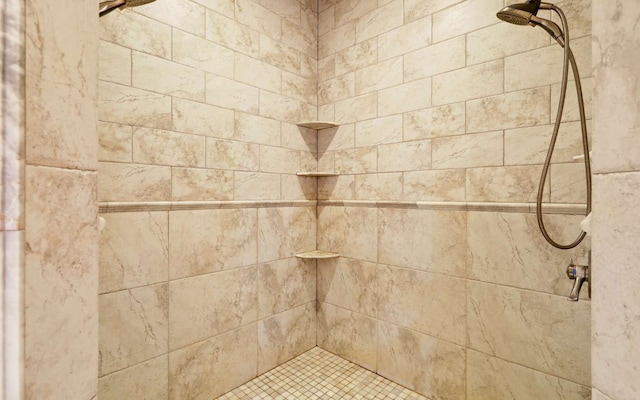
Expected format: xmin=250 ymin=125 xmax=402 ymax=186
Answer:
xmin=335 ymin=38 xmax=377 ymax=76
xmin=171 ymin=168 xmax=233 ymax=201
xmin=466 ymin=165 xmax=546 ymax=203
xmin=378 ymin=140 xmax=431 ymax=172
xmin=258 ymin=302 xmax=316 ymax=375
xmin=404 ymin=0 xmax=463 ymax=23
xmin=334 ymin=92 xmax=377 ymax=124
xmin=172 ymin=29 xmax=234 ymax=78
xmin=98 ymin=121 xmax=132 ymax=163
xmin=281 ymin=17 xmax=316 ymax=59
xmin=318 ymin=150 xmax=336 ymax=171
xmin=98 ymin=162 xmax=171 ymax=202
xmin=259 ymin=0 xmax=300 ymax=18
xmin=319 ymin=5 xmax=335 ymax=36
xmin=260 ymin=146 xmax=301 ymax=174
xmin=235 ymin=0 xmax=282 ymax=40
xmin=466 ymin=87 xmax=551 ymax=133
xmin=234 ymin=172 xmax=281 ymax=200
xmin=377 ymin=321 xmax=466 ymax=400
xmin=467 ymin=281 xmax=591 ymax=385
xmin=282 ymin=72 xmax=316 ymax=105
xmin=318 ymin=55 xmax=336 ymax=82
xmin=319 ymin=72 xmax=356 ymax=105
xmin=206 ymin=138 xmax=259 ymax=171
xmin=378 ymin=208 xmax=466 ymax=277
xmin=432 ymin=131 xmax=503 ymax=169
xmin=169 ymin=267 xmax=257 ymax=349
xmin=551 ymin=77 xmax=593 ymax=122
xmin=135 ymin=0 xmax=205 ymax=36
xmin=169 ymin=324 xmax=257 ymax=400
xmin=404 ymin=169 xmax=466 ymax=201
xmin=299 ymin=151 xmax=319 ymax=172
xmin=206 ymin=10 xmax=259 ymax=57
xmin=550 ymin=162 xmax=588 ymax=203
xmin=257 ymin=207 xmax=316 ymax=262
xmin=552 ymin=0 xmax=592 ymax=38
xmin=98 ymin=81 xmax=172 ymax=130
xmin=335 ymin=0 xmax=377 ymax=26
xmin=403 ymin=103 xmax=466 ymax=141
xmin=318 ymin=175 xmax=356 ymax=200
xmin=169 ymin=209 xmax=257 ymax=279
xmin=98 ymin=356 xmax=168 ymax=400
xmin=318 ymin=258 xmax=377 ymax=317
xmin=356 ymin=173 xmax=403 ymax=200
xmin=260 ymin=35 xmax=301 ymax=75
xmin=317 ymin=302 xmax=377 ymax=371
xmin=132 ymin=128 xmax=205 ymax=167
xmin=317 ymin=206 xmax=377 ymax=262
xmin=355 ymin=0 xmax=403 ymax=43
xmin=335 ymin=146 xmax=377 ymax=174
xmin=355 ymin=115 xmax=402 ymax=147
xmin=258 ymin=258 xmax=316 ymax=318
xmin=355 ymin=57 xmax=403 ymax=95
xmin=192 ymin=0 xmax=234 ymax=17
xmin=235 ymin=112 xmax=280 ymax=146
xmin=378 ymin=78 xmax=431 ymax=116
xmin=99 ymin=284 xmax=169 ymax=375
xmin=404 ymin=36 xmax=465 ymax=82
xmin=319 ymin=21 xmax=356 ymax=58
xmin=132 ymin=52 xmax=205 ymax=102
xmin=468 ymin=212 xmax=589 ymax=297
xmin=172 ymin=98 xmax=235 ymax=139
xmin=432 ymin=0 xmax=504 ymax=42
xmin=281 ymin=123 xmax=317 ymax=151
xmin=467 ymin=350 xmax=591 ymax=400
xmin=235 ymin=52 xmax=282 ymax=93
xmin=99 ymin=41 xmax=131 ymax=85
xmin=378 ymin=16 xmax=432 ymax=61
xmin=99 ymin=10 xmax=171 ymax=59
xmin=99 ymin=212 xmax=168 ymax=294
xmin=259 ymin=90 xmax=301 ymax=123
xmin=432 ymin=60 xmax=503 ymax=105
xmin=205 ymin=75 xmax=259 ymax=114
xmin=592 ymin=390 xmax=614 ymax=400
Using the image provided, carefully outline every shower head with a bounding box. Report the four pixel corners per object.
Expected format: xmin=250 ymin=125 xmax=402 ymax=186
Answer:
xmin=99 ymin=0 xmax=156 ymax=17
xmin=496 ymin=0 xmax=542 ymax=25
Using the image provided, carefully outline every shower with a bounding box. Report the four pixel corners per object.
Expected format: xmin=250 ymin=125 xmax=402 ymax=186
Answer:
xmin=497 ymin=0 xmax=592 ymax=250
xmin=99 ymin=0 xmax=156 ymax=17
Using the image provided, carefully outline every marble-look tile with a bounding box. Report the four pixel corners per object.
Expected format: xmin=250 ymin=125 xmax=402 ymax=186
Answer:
xmin=135 ymin=0 xmax=205 ymax=37
xmin=335 ymin=146 xmax=377 ymax=174
xmin=432 ymin=131 xmax=503 ymax=169
xmin=334 ymin=0 xmax=377 ymax=26
xmin=550 ymin=162 xmax=588 ymax=203
xmin=281 ymin=123 xmax=317 ymax=152
xmin=466 ymin=87 xmax=550 ymax=133
xmin=432 ymin=60 xmax=504 ymax=106
xmin=235 ymin=0 xmax=282 ymax=40
xmin=172 ymin=29 xmax=234 ymax=78
xmin=431 ymin=0 xmax=503 ymax=42
xmin=172 ymin=98 xmax=234 ymax=139
xmin=234 ymin=172 xmax=281 ymax=200
xmin=334 ymin=92 xmax=377 ymax=124
xmin=258 ymin=302 xmax=316 ymax=374
xmin=99 ymin=284 xmax=169 ymax=375
xmin=98 ymin=121 xmax=132 ymax=163
xmin=99 ymin=211 xmax=168 ymax=293
xmin=378 ymin=208 xmax=466 ymax=277
xmin=260 ymin=0 xmax=300 ymax=19
xmin=319 ymin=21 xmax=355 ymax=58
xmin=282 ymin=72 xmax=316 ymax=105
xmin=403 ymin=169 xmax=466 ymax=201
xmin=334 ymin=38 xmax=377 ymax=76
xmin=260 ymin=35 xmax=301 ymax=75
xmin=259 ymin=91 xmax=301 ymax=123
xmin=317 ymin=302 xmax=377 ymax=371
xmin=466 ymin=165 xmax=546 ymax=203
xmin=404 ymin=0 xmax=463 ymax=23
xmin=98 ymin=81 xmax=172 ymax=130
xmin=260 ymin=146 xmax=300 ymax=174
xmin=318 ymin=175 xmax=356 ymax=200
xmin=318 ymin=72 xmax=355 ymax=105
xmin=171 ymin=168 xmax=233 ymax=201
xmin=551 ymin=77 xmax=593 ymax=122
xmin=98 ymin=162 xmax=171 ymax=202
xmin=317 ymin=257 xmax=377 ymax=317
xmin=169 ymin=209 xmax=257 ymax=279
xmin=169 ymin=267 xmax=257 ymax=349
xmin=206 ymin=138 xmax=259 ymax=171
xmin=206 ymin=9 xmax=259 ymax=57
xmin=281 ymin=17 xmax=317 ymax=59
xmin=592 ymin=172 xmax=640 ymax=399
xmin=591 ymin=389 xmax=613 ymax=400
xmin=355 ymin=0 xmax=403 ymax=44
xmin=467 ymin=281 xmax=591 ymax=385
xmin=205 ymin=75 xmax=259 ymax=114
xmin=468 ymin=212 xmax=589 ymax=297
xmin=132 ymin=127 xmax=205 ymax=167
xmin=98 ymin=41 xmax=131 ymax=85
xmin=24 ymin=166 xmax=98 ymax=399
xmin=378 ymin=140 xmax=431 ymax=172
xmin=377 ymin=16 xmax=432 ymax=61
xmin=355 ymin=115 xmax=402 ymax=147
xmin=355 ymin=57 xmax=403 ymax=95
xmin=257 ymin=207 xmax=316 ymax=262
xmin=378 ymin=78 xmax=431 ymax=116
xmin=98 ymin=356 xmax=168 ymax=400
xmin=377 ymin=321 xmax=466 ymax=400
xmin=318 ymin=103 xmax=335 ymax=121
xmin=355 ymin=173 xmax=403 ymax=201
xmin=169 ymin=324 xmax=257 ymax=400
xmin=235 ymin=52 xmax=282 ymax=93
xmin=318 ymin=124 xmax=355 ymax=153
xmin=282 ymin=175 xmax=317 ymax=200
xmin=467 ymin=350 xmax=591 ymax=400
xmin=403 ymin=103 xmax=466 ymax=141
xmin=378 ymin=265 xmax=466 ymax=345
xmin=258 ymin=258 xmax=316 ymax=318
xmin=319 ymin=5 xmax=335 ymax=36
xmin=99 ymin=9 xmax=171 ymax=59
xmin=132 ymin=51 xmax=205 ymax=102
xmin=1 ymin=231 xmax=22 ymax=399
xmin=317 ymin=206 xmax=377 ymax=262
xmin=404 ymin=36 xmax=466 ymax=82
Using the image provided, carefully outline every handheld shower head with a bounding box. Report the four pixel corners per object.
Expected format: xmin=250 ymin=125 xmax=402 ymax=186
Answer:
xmin=496 ymin=0 xmax=542 ymax=25
xmin=99 ymin=0 xmax=156 ymax=17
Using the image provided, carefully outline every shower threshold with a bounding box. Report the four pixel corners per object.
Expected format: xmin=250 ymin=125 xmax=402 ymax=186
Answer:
xmin=215 ymin=347 xmax=427 ymax=400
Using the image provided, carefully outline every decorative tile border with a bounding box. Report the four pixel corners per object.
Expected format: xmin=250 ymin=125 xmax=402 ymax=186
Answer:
xmin=98 ymin=200 xmax=318 ymax=213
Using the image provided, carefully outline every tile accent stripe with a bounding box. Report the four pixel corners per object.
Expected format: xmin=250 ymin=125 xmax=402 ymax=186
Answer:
xmin=99 ymin=200 xmax=318 ymax=213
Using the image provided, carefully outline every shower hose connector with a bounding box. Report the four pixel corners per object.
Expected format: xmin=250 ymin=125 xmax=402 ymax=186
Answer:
xmin=566 ymin=258 xmax=589 ymax=301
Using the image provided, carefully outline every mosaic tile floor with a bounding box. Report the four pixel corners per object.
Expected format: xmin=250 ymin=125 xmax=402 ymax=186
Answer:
xmin=216 ymin=347 xmax=428 ymax=400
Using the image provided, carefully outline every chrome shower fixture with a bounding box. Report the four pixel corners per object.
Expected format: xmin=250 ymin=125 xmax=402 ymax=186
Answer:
xmin=99 ymin=0 xmax=156 ymax=17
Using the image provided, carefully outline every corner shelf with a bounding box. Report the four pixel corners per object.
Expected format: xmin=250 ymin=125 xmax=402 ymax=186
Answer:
xmin=296 ymin=121 xmax=339 ymax=130
xmin=295 ymin=250 xmax=340 ymax=259
xmin=296 ymin=172 xmax=340 ymax=177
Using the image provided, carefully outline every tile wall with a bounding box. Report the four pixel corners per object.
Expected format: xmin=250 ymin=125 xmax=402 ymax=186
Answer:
xmin=315 ymin=0 xmax=593 ymax=399
xmin=97 ymin=1 xmax=319 ymax=399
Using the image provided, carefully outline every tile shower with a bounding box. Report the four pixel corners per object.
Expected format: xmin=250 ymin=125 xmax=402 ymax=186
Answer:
xmin=3 ymin=0 xmax=640 ymax=400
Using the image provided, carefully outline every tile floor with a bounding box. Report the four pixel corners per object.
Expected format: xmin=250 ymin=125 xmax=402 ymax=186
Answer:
xmin=215 ymin=347 xmax=428 ymax=400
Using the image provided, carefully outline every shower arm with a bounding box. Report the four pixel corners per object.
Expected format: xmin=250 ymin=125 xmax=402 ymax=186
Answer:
xmin=535 ymin=4 xmax=592 ymax=249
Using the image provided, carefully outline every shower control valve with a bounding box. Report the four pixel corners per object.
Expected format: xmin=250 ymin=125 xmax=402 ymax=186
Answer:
xmin=566 ymin=258 xmax=588 ymax=302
